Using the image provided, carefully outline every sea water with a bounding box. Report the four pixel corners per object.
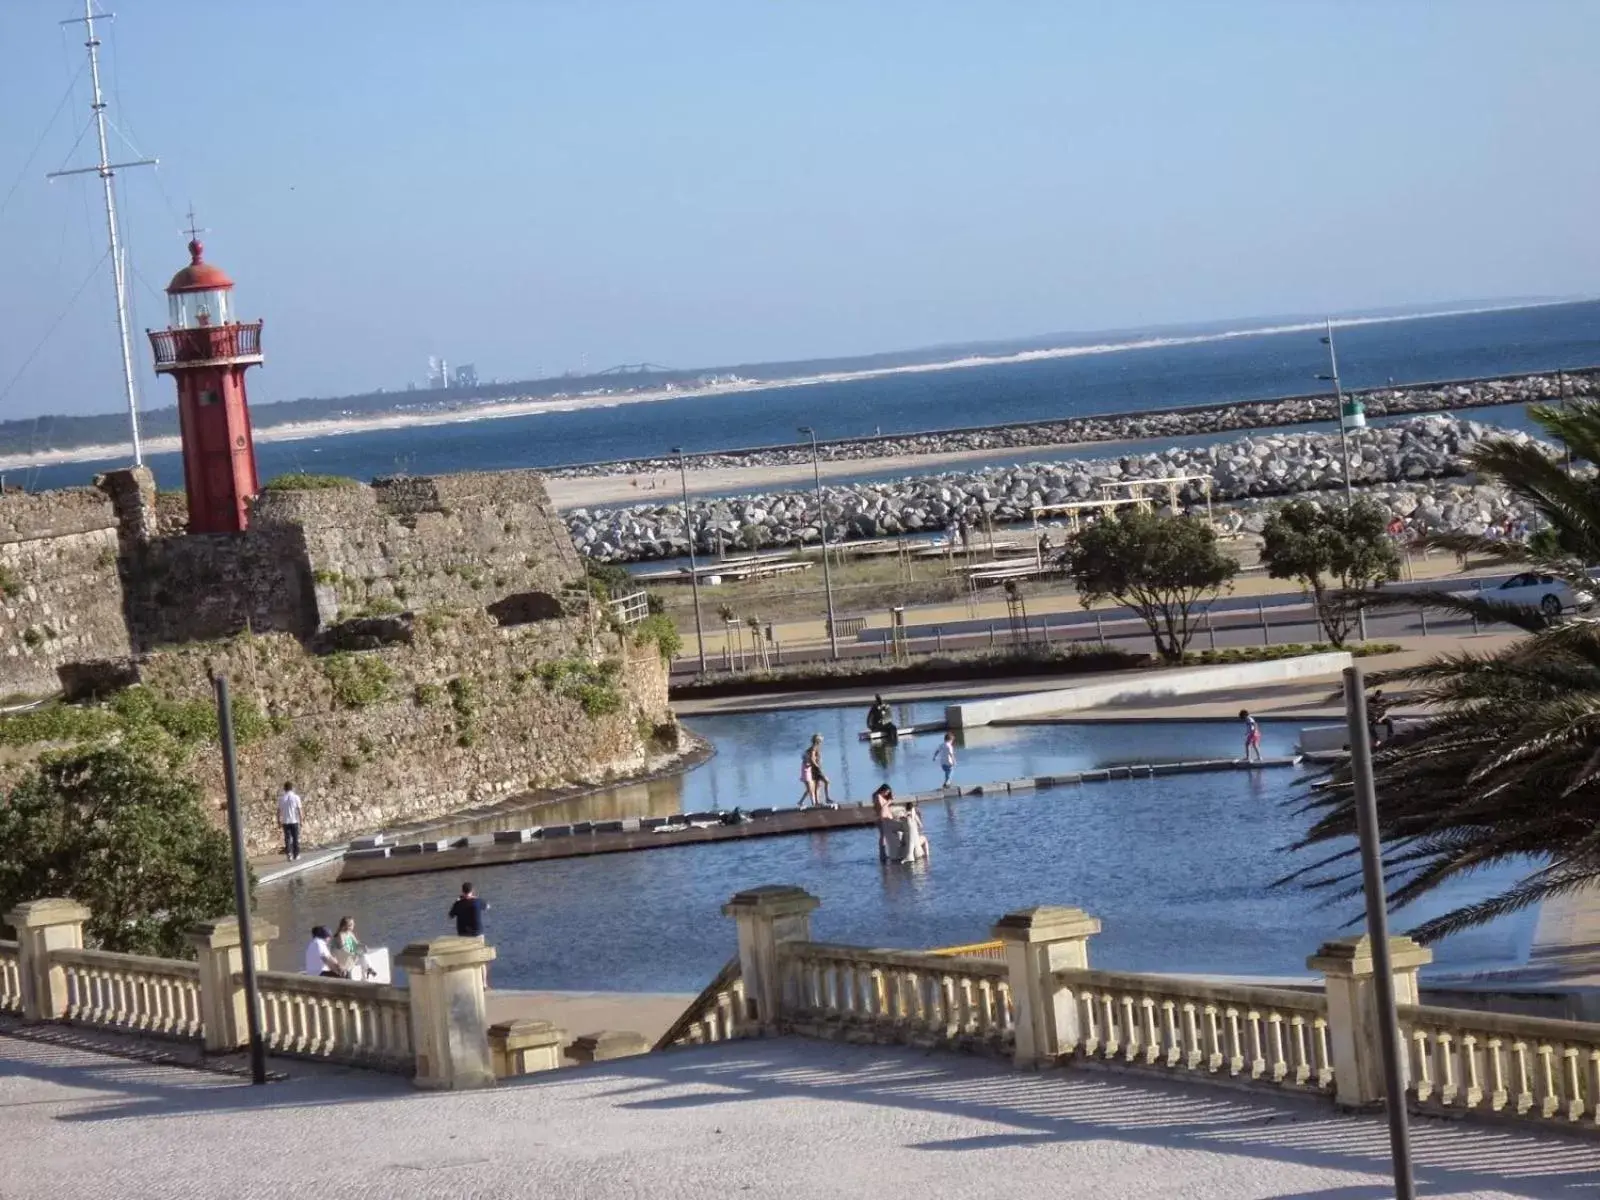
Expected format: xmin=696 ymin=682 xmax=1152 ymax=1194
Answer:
xmin=15 ymin=300 xmax=1599 ymax=492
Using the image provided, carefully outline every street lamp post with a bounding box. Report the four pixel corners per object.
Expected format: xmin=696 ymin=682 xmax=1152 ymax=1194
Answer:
xmin=1319 ymin=318 xmax=1357 ymax=506
xmin=671 ymin=447 xmax=708 ymax=672
xmin=798 ymin=426 xmax=840 ymax=660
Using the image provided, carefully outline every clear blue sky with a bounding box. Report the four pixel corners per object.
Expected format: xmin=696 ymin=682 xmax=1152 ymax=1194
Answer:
xmin=0 ymin=0 xmax=1596 ymax=418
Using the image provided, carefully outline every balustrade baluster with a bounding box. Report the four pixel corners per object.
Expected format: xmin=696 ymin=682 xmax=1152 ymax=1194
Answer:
xmin=1199 ymin=1004 xmax=1221 ymax=1072
xmin=1284 ymin=1016 xmax=1308 ymax=1085
xmin=940 ymin=975 xmax=959 ymax=1040
xmin=1140 ymin=998 xmax=1160 ymax=1065
xmin=1181 ymin=1002 xmax=1201 ymax=1069
xmin=1513 ymin=1040 xmax=1534 ymax=1113
xmin=1563 ymin=1047 xmax=1584 ymax=1121
xmin=1412 ymin=1030 xmax=1435 ymax=1102
xmin=1246 ymin=1010 xmax=1266 ymax=1079
xmin=1487 ymin=1037 xmax=1508 ymax=1111
xmin=1224 ymin=1007 xmax=1244 ymax=1075
xmin=1437 ymin=1031 xmax=1459 ymax=1105
xmin=1162 ymin=999 xmax=1180 ymax=1067
xmin=1539 ymin=1044 xmax=1561 ymax=1118
xmin=1102 ymin=994 xmax=1122 ymax=1059
xmin=1112 ymin=995 xmax=1133 ymax=1062
xmin=1460 ymin=1035 xmax=1483 ymax=1108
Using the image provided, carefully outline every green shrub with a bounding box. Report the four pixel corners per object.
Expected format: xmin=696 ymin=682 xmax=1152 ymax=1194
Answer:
xmin=447 ymin=676 xmax=480 ymax=745
xmin=0 ymin=689 xmax=268 ymax=755
xmin=263 ymin=473 xmax=360 ymax=491
xmin=536 ymin=657 xmax=623 ymax=718
xmin=633 ymin=613 xmax=683 ymax=664
xmin=0 ymin=745 xmax=236 ymax=957
xmin=0 ymin=564 xmax=19 ymax=597
xmin=292 ymin=734 xmax=325 ymax=765
xmin=321 ymin=653 xmax=394 ymax=708
xmin=413 ymin=682 xmax=442 ymax=707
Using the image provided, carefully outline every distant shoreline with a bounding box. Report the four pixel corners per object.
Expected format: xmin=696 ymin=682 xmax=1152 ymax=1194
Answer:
xmin=0 ymin=298 xmax=1580 ymax=476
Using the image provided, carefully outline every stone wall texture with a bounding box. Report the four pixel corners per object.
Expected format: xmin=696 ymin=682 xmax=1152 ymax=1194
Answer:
xmin=0 ymin=468 xmax=673 ymax=852
xmin=0 ymin=488 xmax=129 ymax=694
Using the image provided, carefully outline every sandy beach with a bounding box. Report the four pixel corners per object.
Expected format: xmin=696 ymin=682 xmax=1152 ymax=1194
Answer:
xmin=0 ymin=300 xmax=1557 ymax=476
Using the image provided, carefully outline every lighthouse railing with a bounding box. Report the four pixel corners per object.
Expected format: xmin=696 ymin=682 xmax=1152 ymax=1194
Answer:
xmin=148 ymin=322 xmax=264 ymax=370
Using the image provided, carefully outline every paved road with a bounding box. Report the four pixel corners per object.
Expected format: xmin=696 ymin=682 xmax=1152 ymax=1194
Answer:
xmin=4 ymin=1029 xmax=1596 ymax=1198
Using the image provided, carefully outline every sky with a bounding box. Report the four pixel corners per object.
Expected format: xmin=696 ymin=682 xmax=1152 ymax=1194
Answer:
xmin=0 ymin=0 xmax=1596 ymax=419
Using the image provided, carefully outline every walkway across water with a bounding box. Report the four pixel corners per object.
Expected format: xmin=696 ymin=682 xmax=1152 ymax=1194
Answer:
xmin=338 ymin=757 xmax=1301 ymax=882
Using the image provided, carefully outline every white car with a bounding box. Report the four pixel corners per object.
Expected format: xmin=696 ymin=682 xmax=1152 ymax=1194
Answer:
xmin=1454 ymin=572 xmax=1594 ymax=617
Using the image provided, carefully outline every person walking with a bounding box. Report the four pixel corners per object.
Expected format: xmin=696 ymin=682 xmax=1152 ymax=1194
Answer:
xmin=449 ymin=881 xmax=488 ymax=937
xmin=1239 ymin=710 xmax=1263 ymax=763
xmin=278 ymin=782 xmax=303 ymax=861
xmin=803 ymin=734 xmax=833 ymax=807
xmin=934 ymin=733 xmax=957 ymax=787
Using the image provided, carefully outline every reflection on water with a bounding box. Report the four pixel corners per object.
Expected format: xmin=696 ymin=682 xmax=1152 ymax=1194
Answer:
xmin=255 ymin=707 xmax=1535 ymax=992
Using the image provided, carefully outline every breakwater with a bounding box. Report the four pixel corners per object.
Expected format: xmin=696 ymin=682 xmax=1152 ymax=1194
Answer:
xmin=569 ymin=415 xmax=1550 ymax=561
xmin=547 ymin=369 xmax=1593 ymax=479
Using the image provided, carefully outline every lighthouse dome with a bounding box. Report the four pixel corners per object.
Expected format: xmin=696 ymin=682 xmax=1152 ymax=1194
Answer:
xmin=166 ymin=239 xmax=234 ymax=293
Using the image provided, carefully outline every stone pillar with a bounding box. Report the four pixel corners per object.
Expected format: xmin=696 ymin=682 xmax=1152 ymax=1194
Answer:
xmin=570 ymin=1029 xmax=651 ymax=1064
xmin=722 ymin=885 xmax=820 ymax=1031
xmin=5 ymin=898 xmax=91 ymax=1022
xmin=395 ymin=936 xmax=497 ymax=1090
xmin=488 ymin=1019 xmax=565 ymax=1078
xmin=1308 ymin=934 xmax=1433 ymax=1108
xmin=188 ymin=915 xmax=279 ymax=1054
xmin=993 ymin=906 xmax=1102 ymax=1068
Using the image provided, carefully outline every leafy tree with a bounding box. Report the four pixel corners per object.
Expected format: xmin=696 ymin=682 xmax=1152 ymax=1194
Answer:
xmin=1259 ymin=498 xmax=1400 ymax=647
xmin=0 ymin=746 xmax=236 ymax=958
xmin=1284 ymin=399 xmax=1600 ymax=939
xmin=1064 ymin=510 xmax=1238 ymax=662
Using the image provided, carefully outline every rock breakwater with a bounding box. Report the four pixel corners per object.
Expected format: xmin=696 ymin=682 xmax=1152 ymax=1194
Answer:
xmin=569 ymin=415 xmax=1552 ymax=562
xmin=548 ymin=371 xmax=1592 ymax=479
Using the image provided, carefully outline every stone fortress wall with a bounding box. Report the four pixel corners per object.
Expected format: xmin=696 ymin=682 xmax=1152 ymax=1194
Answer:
xmin=0 ymin=468 xmax=673 ymax=853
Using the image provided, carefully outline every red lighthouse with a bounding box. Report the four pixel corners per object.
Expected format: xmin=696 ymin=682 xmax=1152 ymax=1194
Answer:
xmin=148 ymin=234 xmax=264 ymax=533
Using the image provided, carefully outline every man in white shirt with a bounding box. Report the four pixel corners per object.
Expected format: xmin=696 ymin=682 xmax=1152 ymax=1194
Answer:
xmin=278 ymin=782 xmax=303 ymax=861
xmin=304 ymin=926 xmax=343 ymax=977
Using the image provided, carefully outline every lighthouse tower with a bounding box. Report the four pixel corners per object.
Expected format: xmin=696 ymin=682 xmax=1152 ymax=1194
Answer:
xmin=147 ymin=232 xmax=264 ymax=534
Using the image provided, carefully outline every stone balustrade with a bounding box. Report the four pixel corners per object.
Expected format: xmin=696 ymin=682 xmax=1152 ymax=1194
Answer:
xmin=716 ymin=884 xmax=1600 ymax=1137
xmin=254 ymin=970 xmax=414 ymax=1072
xmin=2 ymin=897 xmax=497 ymax=1090
xmin=1399 ymin=1003 xmax=1600 ymax=1125
xmin=54 ymin=947 xmax=204 ymax=1040
xmin=655 ymin=955 xmax=749 ymax=1051
xmin=1053 ymin=968 xmax=1334 ymax=1093
xmin=781 ymin=942 xmax=1015 ymax=1055
xmin=0 ymin=941 xmax=22 ymax=1015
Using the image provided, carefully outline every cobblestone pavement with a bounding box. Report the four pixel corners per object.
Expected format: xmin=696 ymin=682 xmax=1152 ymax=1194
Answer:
xmin=5 ymin=1029 xmax=1600 ymax=1199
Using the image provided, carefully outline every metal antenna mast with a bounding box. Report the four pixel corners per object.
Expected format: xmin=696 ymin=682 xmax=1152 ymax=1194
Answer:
xmin=48 ymin=1 xmax=158 ymax=466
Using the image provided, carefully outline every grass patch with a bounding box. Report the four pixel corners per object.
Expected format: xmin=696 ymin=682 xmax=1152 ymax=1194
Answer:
xmin=321 ymin=653 xmax=394 ymax=708
xmin=0 ymin=688 xmax=269 ymax=755
xmin=536 ymin=657 xmax=623 ymax=718
xmin=1181 ymin=642 xmax=1401 ymax=666
xmin=263 ymin=473 xmax=360 ymax=492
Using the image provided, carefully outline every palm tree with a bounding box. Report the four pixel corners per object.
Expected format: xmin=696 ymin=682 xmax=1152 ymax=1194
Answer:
xmin=1285 ymin=400 xmax=1600 ymax=941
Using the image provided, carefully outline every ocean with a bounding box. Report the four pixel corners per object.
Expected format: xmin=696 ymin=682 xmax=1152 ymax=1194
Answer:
xmin=13 ymin=300 xmax=1600 ymax=494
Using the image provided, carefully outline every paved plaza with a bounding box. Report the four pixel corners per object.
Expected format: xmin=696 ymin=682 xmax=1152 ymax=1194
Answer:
xmin=4 ymin=1027 xmax=1600 ymax=1198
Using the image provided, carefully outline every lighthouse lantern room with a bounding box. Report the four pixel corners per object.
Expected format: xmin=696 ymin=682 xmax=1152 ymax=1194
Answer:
xmin=147 ymin=232 xmax=264 ymax=534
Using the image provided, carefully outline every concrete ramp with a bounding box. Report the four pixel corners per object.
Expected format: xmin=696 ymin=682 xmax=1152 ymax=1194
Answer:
xmin=945 ymin=652 xmax=1353 ymax=729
